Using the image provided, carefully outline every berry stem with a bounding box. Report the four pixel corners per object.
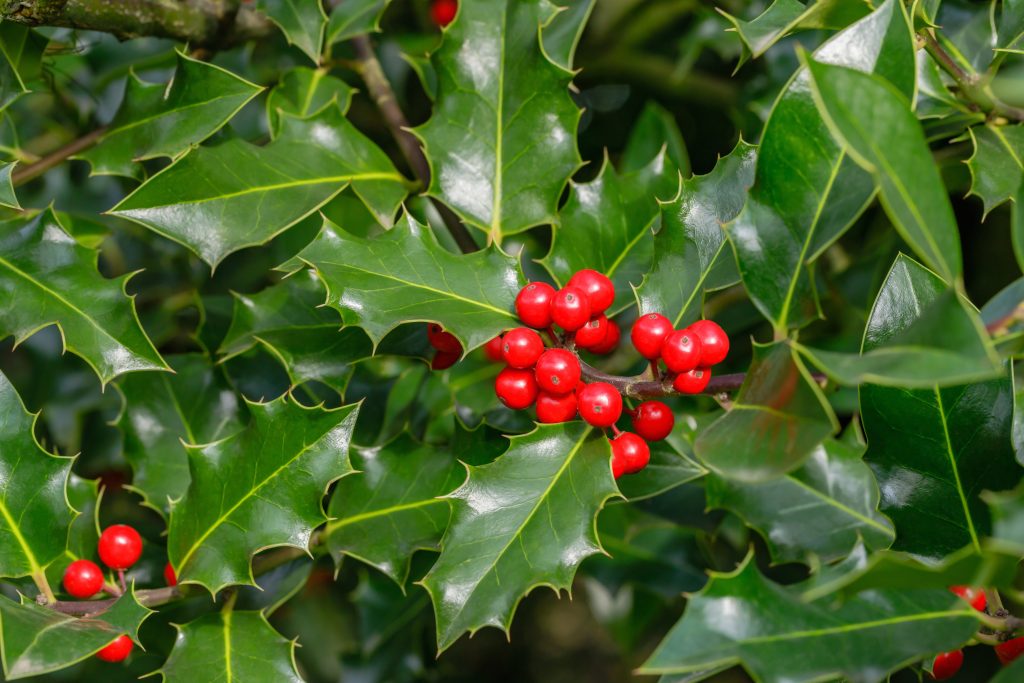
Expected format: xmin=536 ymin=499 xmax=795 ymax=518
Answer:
xmin=117 ymin=569 xmax=127 ymax=593
xmin=31 ymin=570 xmax=55 ymax=605
xmin=545 ymin=326 xmax=559 ymax=345
xmin=610 ymin=425 xmax=622 ymax=436
xmin=103 ymin=581 xmax=123 ymax=598
xmin=649 ymin=360 xmax=660 ymax=381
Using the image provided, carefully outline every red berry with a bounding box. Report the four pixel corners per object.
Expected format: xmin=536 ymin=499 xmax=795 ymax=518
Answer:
xmin=589 ymin=319 xmax=621 ymax=355
xmin=567 ymin=269 xmax=615 ymax=314
xmin=930 ymin=650 xmax=963 ymax=680
xmin=62 ymin=559 xmax=104 ymax=599
xmin=575 ymin=315 xmax=608 ymax=349
xmin=996 ymin=637 xmax=1024 ymax=665
xmin=427 ymin=324 xmax=461 ymax=353
xmin=631 ymin=313 xmax=673 ymax=360
xmin=515 ymin=282 xmax=556 ymax=329
xmin=689 ymin=319 xmax=729 ymax=366
xmin=164 ymin=562 xmax=177 ymax=587
xmin=431 ymin=350 xmax=460 ymax=370
xmin=495 ymin=367 xmax=538 ymax=410
xmin=950 ymin=585 xmax=987 ymax=612
xmin=551 ymin=286 xmax=591 ymax=332
xmin=502 ymin=327 xmax=545 ymax=369
xmin=631 ymin=401 xmax=674 ymax=441
xmin=430 ymin=0 xmax=458 ymax=27
xmin=673 ymin=367 xmax=711 ymax=394
xmin=662 ymin=329 xmax=703 ymax=373
xmin=577 ymin=382 xmax=623 ymax=428
xmin=536 ymin=391 xmax=577 ymax=423
xmin=534 ymin=349 xmax=581 ymax=395
xmin=97 ymin=525 xmax=143 ymax=570
xmin=610 ymin=432 xmax=650 ymax=478
xmin=96 ymin=635 xmax=133 ymax=663
xmin=484 ymin=336 xmax=504 ymax=362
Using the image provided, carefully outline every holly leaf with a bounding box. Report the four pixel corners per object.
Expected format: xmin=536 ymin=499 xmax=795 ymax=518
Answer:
xmin=0 ymin=24 xmax=46 ymax=112
xmin=0 ymin=370 xmax=74 ymax=580
xmin=614 ymin=437 xmax=707 ymax=502
xmin=729 ymin=0 xmax=915 ymax=330
xmin=694 ymin=342 xmax=838 ymax=482
xmin=994 ymin=657 xmax=1024 ymax=683
xmin=167 ymin=395 xmax=358 ymax=593
xmin=110 ymin=107 xmax=408 ymax=267
xmin=158 ymin=610 xmax=301 ymax=682
xmin=621 ymin=101 xmax=690 ymax=176
xmin=77 ymin=52 xmax=262 ymax=179
xmin=266 ymin=67 xmax=354 ymax=137
xmin=414 ymin=0 xmax=582 ymax=243
xmin=421 ymin=423 xmax=619 ymax=651
xmin=706 ymin=439 xmax=894 ymax=564
xmin=985 ymin=484 xmax=1024 ymax=551
xmin=0 ymin=589 xmax=152 ymax=680
xmin=325 ymin=433 xmax=463 ymax=585
xmin=117 ymin=354 xmax=246 ymax=517
xmin=0 ymin=161 xmax=19 ymax=209
xmin=326 ymin=0 xmax=392 ymax=45
xmin=965 ymin=123 xmax=1024 ymax=218
xmin=635 ymin=140 xmax=755 ymax=326
xmin=0 ymin=209 xmax=167 ymax=385
xmin=640 ymin=558 xmax=982 ymax=681
xmin=541 ymin=0 xmax=595 ymax=70
xmin=299 ymin=214 xmax=523 ymax=351
xmin=64 ymin=474 xmax=99 ymax=562
xmin=255 ymin=0 xmax=327 ymax=63
xmin=540 ymin=151 xmax=678 ymax=313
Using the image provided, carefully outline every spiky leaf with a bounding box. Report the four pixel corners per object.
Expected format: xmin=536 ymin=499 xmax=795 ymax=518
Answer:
xmin=256 ymin=0 xmax=327 ymax=63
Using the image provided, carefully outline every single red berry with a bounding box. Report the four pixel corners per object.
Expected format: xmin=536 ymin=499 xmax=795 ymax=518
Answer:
xmin=577 ymin=382 xmax=623 ymax=428
xmin=427 ymin=323 xmax=461 ymax=353
xmin=631 ymin=313 xmax=673 ymax=360
xmin=484 ymin=336 xmax=504 ymax=362
xmin=430 ymin=0 xmax=458 ymax=27
xmin=673 ymin=367 xmax=711 ymax=394
xmin=97 ymin=525 xmax=143 ymax=570
xmin=551 ymin=286 xmax=591 ymax=332
xmin=534 ymin=349 xmax=581 ymax=395
xmin=536 ymin=391 xmax=578 ymax=423
xmin=996 ymin=637 xmax=1024 ymax=665
xmin=931 ymin=650 xmax=963 ymax=680
xmin=431 ymin=350 xmax=460 ymax=370
xmin=662 ymin=328 xmax=703 ymax=373
xmin=164 ymin=562 xmax=177 ymax=587
xmin=62 ymin=559 xmax=104 ymax=599
xmin=689 ymin=319 xmax=729 ymax=366
xmin=495 ymin=367 xmax=539 ymax=410
xmin=575 ymin=315 xmax=609 ymax=349
xmin=502 ymin=327 xmax=545 ymax=369
xmin=949 ymin=585 xmax=987 ymax=612
xmin=631 ymin=401 xmax=674 ymax=441
xmin=610 ymin=432 xmax=650 ymax=478
xmin=589 ymin=319 xmax=621 ymax=355
xmin=567 ymin=269 xmax=615 ymax=314
xmin=96 ymin=635 xmax=133 ymax=663
xmin=515 ymin=282 xmax=556 ymax=329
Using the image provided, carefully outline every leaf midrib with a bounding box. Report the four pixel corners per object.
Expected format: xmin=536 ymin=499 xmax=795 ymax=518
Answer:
xmin=325 ymin=498 xmax=444 ymax=533
xmin=933 ymin=388 xmax=981 ymax=552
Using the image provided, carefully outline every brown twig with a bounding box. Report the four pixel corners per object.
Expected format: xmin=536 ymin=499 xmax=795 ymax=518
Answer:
xmin=47 ymin=585 xmax=182 ymax=617
xmin=11 ymin=127 xmax=107 ymax=187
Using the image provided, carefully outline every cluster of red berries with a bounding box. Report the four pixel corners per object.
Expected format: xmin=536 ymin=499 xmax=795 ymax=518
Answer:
xmin=929 ymin=586 xmax=1023 ymax=679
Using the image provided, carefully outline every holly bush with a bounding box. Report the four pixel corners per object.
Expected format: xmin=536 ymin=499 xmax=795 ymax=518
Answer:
xmin=1 ymin=0 xmax=1024 ymax=681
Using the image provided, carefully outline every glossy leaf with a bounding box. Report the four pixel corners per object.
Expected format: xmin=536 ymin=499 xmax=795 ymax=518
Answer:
xmin=326 ymin=433 xmax=463 ymax=585
xmin=993 ymin=657 xmax=1024 ymax=683
xmin=414 ymin=0 xmax=582 ymax=243
xmin=326 ymin=0 xmax=391 ymax=45
xmin=110 ymin=107 xmax=408 ymax=267
xmin=541 ymin=0 xmax=595 ymax=70
xmin=167 ymin=395 xmax=358 ymax=593
xmin=984 ymin=483 xmax=1024 ymax=551
xmin=615 ymin=439 xmax=707 ymax=502
xmin=694 ymin=342 xmax=838 ymax=482
xmin=635 ymin=140 xmax=756 ymax=326
xmin=0 ymin=161 xmax=18 ymax=209
xmin=640 ymin=558 xmax=981 ymax=681
xmin=706 ymin=439 xmax=894 ymax=564
xmin=729 ymin=0 xmax=915 ymax=330
xmin=621 ymin=100 xmax=690 ymax=176
xmin=266 ymin=67 xmax=354 ymax=137
xmin=158 ymin=610 xmax=301 ymax=682
xmin=299 ymin=214 xmax=523 ymax=350
xmin=421 ymin=423 xmax=619 ymax=651
xmin=0 ymin=208 xmax=167 ymax=385
xmin=255 ymin=0 xmax=327 ymax=63
xmin=965 ymin=123 xmax=1024 ymax=217
xmin=0 ymin=24 xmax=45 ymax=112
xmin=77 ymin=52 xmax=262 ymax=178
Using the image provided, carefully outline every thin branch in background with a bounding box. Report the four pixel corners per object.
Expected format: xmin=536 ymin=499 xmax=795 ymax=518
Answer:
xmin=12 ymin=126 xmax=106 ymax=187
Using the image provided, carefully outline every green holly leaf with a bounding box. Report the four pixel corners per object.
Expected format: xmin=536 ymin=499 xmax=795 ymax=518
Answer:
xmin=803 ymin=52 xmax=962 ymax=284
xmin=421 ymin=423 xmax=619 ymax=651
xmin=694 ymin=342 xmax=838 ymax=482
xmin=541 ymin=0 xmax=595 ymax=70
xmin=167 ymin=395 xmax=358 ymax=593
xmin=325 ymin=433 xmax=463 ymax=585
xmin=0 ymin=161 xmax=19 ymax=209
xmin=965 ymin=123 xmax=1024 ymax=218
xmin=635 ymin=140 xmax=755 ymax=326
xmin=299 ymin=214 xmax=523 ymax=351
xmin=621 ymin=101 xmax=690 ymax=176
xmin=64 ymin=474 xmax=99 ymax=562
xmin=0 ymin=208 xmax=167 ymax=385
xmin=639 ymin=557 xmax=982 ymax=681
xmin=77 ymin=52 xmax=262 ymax=179
xmin=0 ymin=589 xmax=152 ymax=680
xmin=729 ymin=0 xmax=915 ymax=330
xmin=706 ymin=439 xmax=894 ymax=564
xmin=994 ymin=657 xmax=1024 ymax=683
xmin=997 ymin=0 xmax=1024 ymax=52
xmin=326 ymin=0 xmax=391 ymax=45
xmin=158 ymin=610 xmax=301 ymax=682
xmin=267 ymin=67 xmax=354 ymax=138
xmin=795 ymin=254 xmax=1002 ymax=387
xmin=0 ymin=371 xmax=74 ymax=580
xmin=117 ymin=354 xmax=246 ymax=517
xmin=414 ymin=0 xmax=582 ymax=243
xmin=540 ymin=151 xmax=678 ymax=314
xmin=256 ymin=0 xmax=327 ymax=63
xmin=110 ymin=107 xmax=408 ymax=267
xmin=985 ymin=483 xmax=1024 ymax=551
xmin=0 ymin=23 xmax=46 ymax=112
xmin=614 ymin=436 xmax=707 ymax=502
